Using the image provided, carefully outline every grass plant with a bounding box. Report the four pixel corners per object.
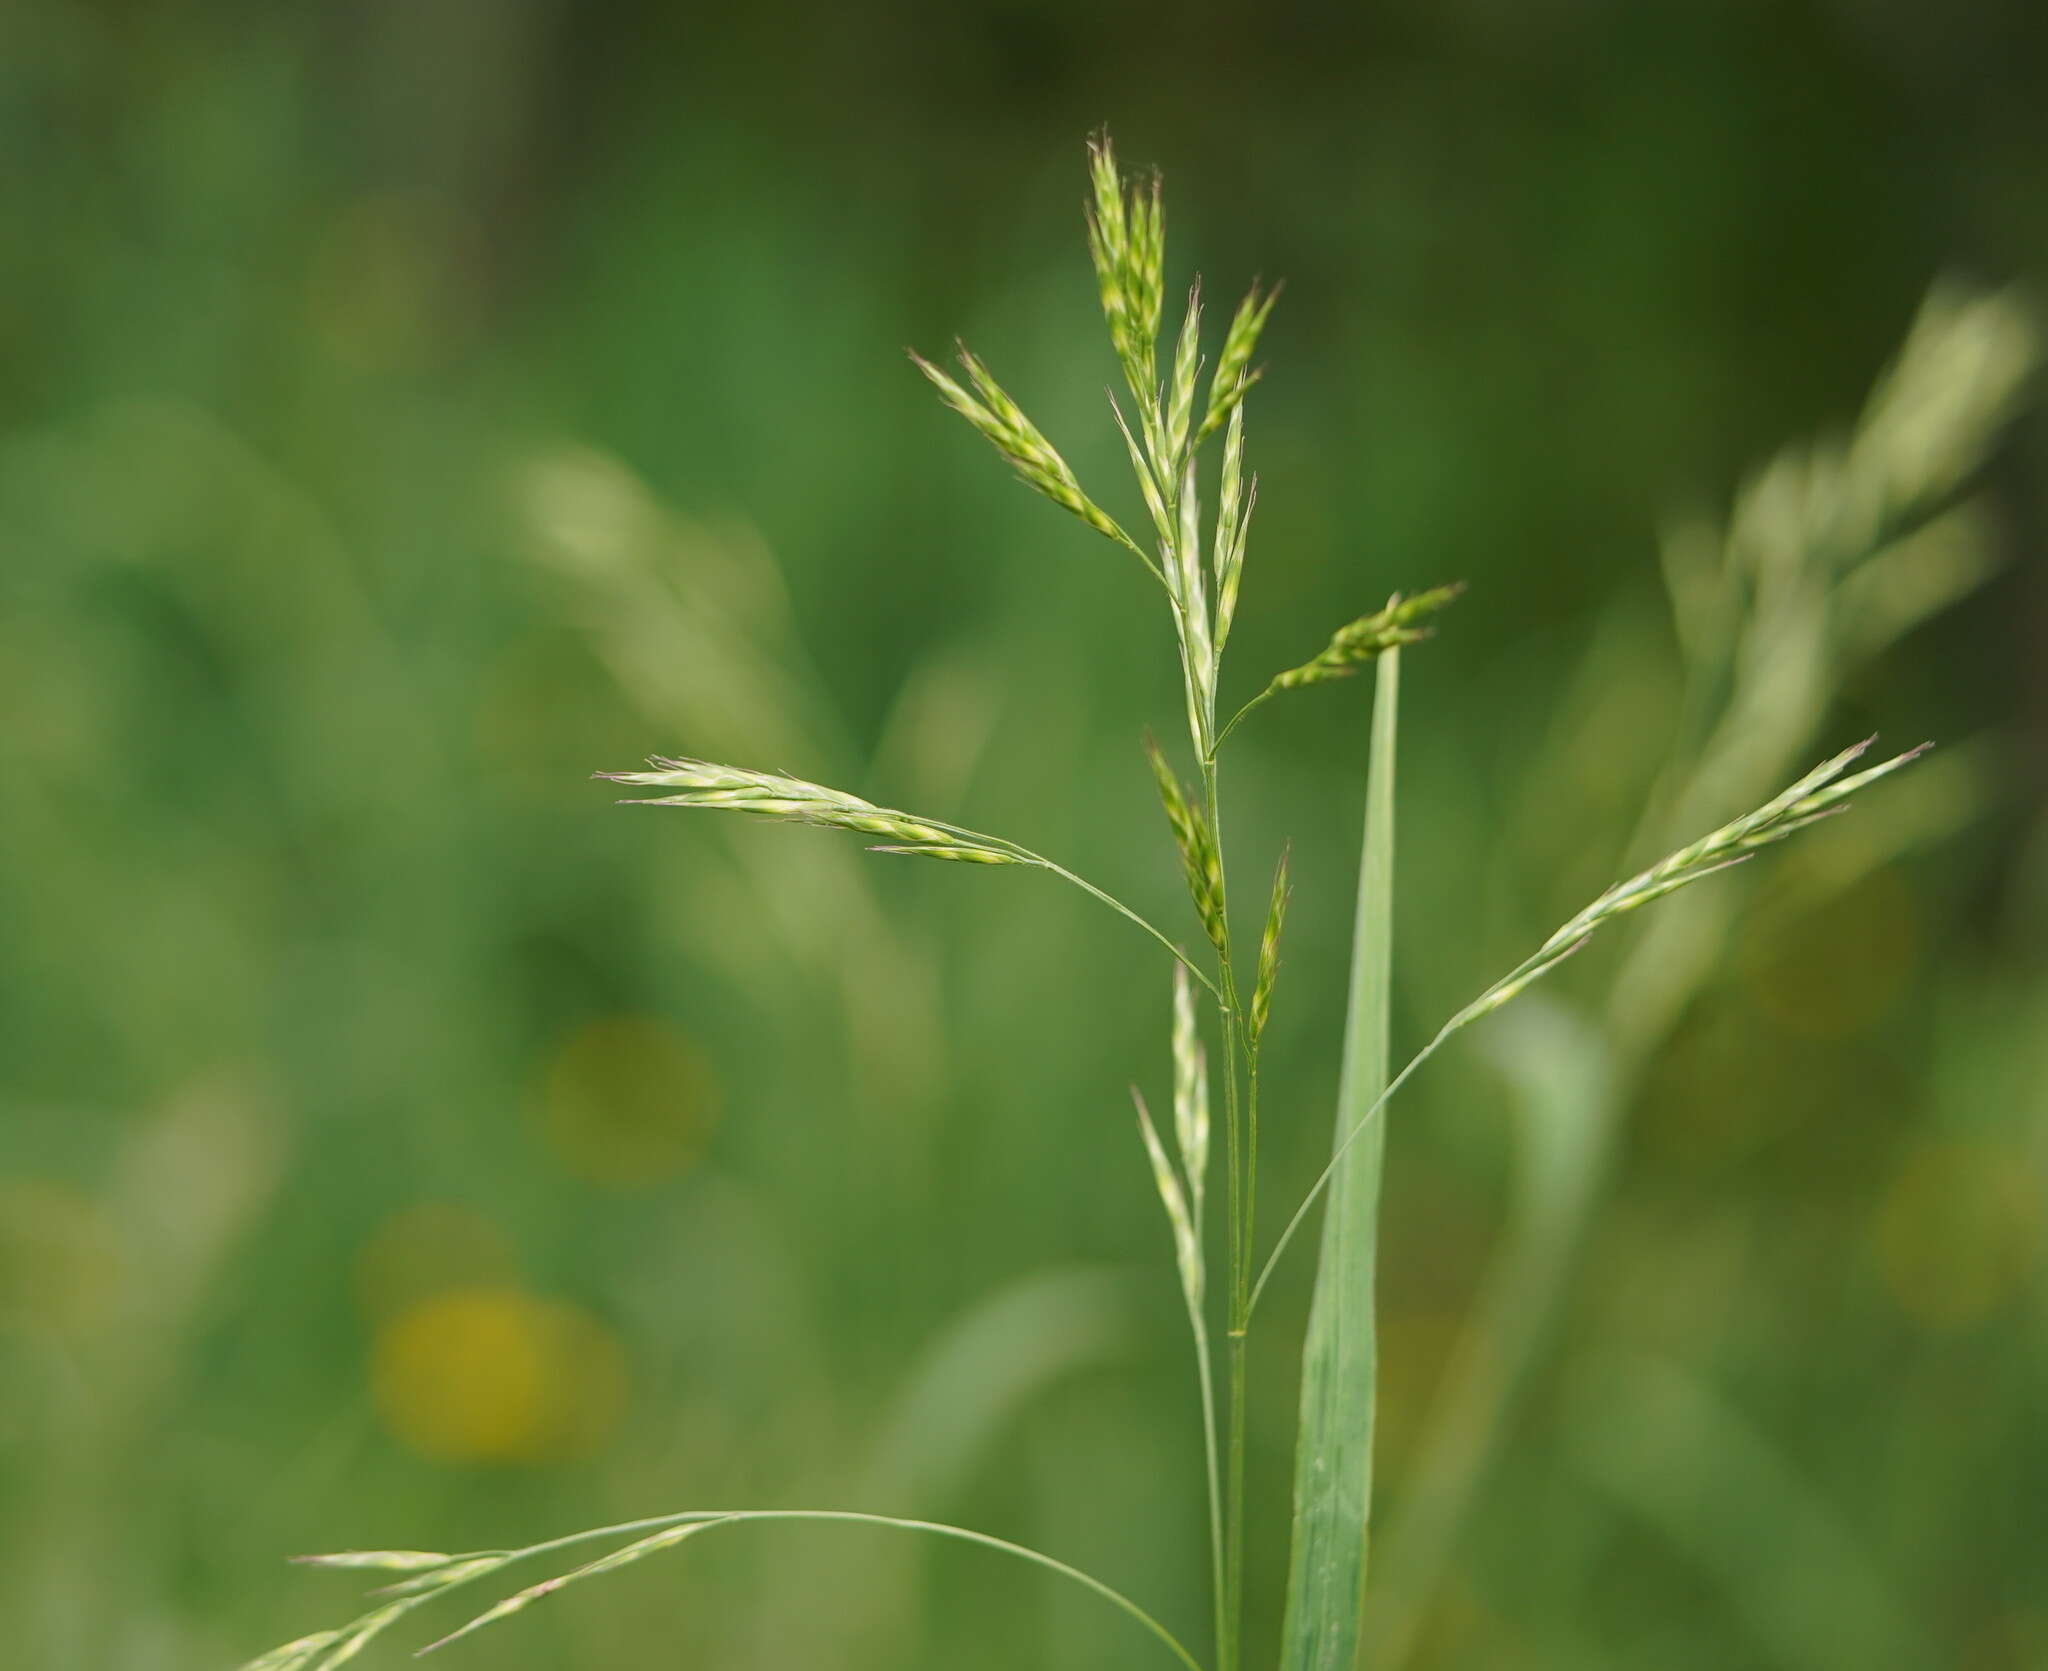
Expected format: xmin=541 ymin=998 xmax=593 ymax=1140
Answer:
xmin=236 ymin=137 xmax=2013 ymax=1671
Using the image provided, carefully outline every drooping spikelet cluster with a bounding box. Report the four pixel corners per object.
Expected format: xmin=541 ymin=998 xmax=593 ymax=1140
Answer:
xmin=1448 ymin=738 xmax=1928 ymax=1031
xmin=1266 ymin=584 xmax=1467 ymax=694
xmin=598 ymin=758 xmax=1023 ymax=864
xmin=1543 ymin=738 xmax=1927 ymax=954
xmin=908 ymin=348 xmax=1137 ymax=556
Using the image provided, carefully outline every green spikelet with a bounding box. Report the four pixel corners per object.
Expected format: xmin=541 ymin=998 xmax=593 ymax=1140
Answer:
xmin=1214 ymin=402 xmax=1254 ymax=647
xmin=1133 ymin=1088 xmax=1202 ymax=1310
xmin=909 ymin=347 xmax=1139 ymax=557
xmin=1163 ymin=282 xmax=1204 ymax=470
xmin=1086 ymin=132 xmax=1165 ymax=407
xmin=1145 ymin=734 xmax=1228 ymax=959
xmin=1196 ymin=282 xmax=1278 ymax=443
xmin=1250 ymin=845 xmax=1290 ymax=1048
xmin=1265 ymin=583 xmax=1465 ymax=695
xmin=1170 ymin=962 xmax=1210 ymax=1218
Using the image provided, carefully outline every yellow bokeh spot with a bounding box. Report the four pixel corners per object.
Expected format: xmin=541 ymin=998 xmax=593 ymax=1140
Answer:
xmin=538 ymin=1016 xmax=718 ymax=1187
xmin=1873 ymin=1140 xmax=2041 ymax=1330
xmin=372 ymin=1285 xmax=628 ymax=1465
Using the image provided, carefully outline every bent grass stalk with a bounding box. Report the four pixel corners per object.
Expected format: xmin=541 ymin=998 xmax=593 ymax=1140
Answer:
xmin=240 ymin=135 xmax=1947 ymax=1671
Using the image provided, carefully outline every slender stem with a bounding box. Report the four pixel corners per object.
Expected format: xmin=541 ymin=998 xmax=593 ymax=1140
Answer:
xmin=1244 ymin=933 xmax=1572 ymax=1320
xmin=1243 ymin=1041 xmax=1262 ymax=1310
xmin=1195 ymin=750 xmax=1251 ymax=1671
xmin=1212 ymin=686 xmax=1275 ymax=753
xmin=1187 ymin=1300 xmax=1229 ymax=1669
xmin=1246 ymin=1028 xmax=1432 ymax=1322
xmin=1025 ymin=855 xmax=1223 ymax=1000
xmin=1225 ymin=1325 xmax=1249 ymax=1666
xmin=409 ymin=1509 xmax=1210 ymax=1671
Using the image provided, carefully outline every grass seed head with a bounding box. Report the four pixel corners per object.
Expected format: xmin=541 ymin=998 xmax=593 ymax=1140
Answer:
xmin=1539 ymin=739 xmax=1928 ymax=958
xmin=1144 ymin=735 xmax=1228 ymax=959
xmin=1267 ymin=583 xmax=1465 ymax=694
xmin=1133 ymin=1087 xmax=1202 ymax=1309
xmin=1250 ymin=845 xmax=1291 ymax=1047
xmin=1163 ymin=281 xmax=1204 ymax=468
xmin=1196 ymin=281 xmax=1278 ymax=444
xmin=601 ymin=758 xmax=1025 ymax=864
xmin=234 ymin=1632 xmax=345 ymax=1671
xmin=910 ymin=348 xmax=1133 ymax=552
xmin=1086 ymin=133 xmax=1165 ymax=403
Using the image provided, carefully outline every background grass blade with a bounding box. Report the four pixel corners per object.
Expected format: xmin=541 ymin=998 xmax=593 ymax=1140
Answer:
xmin=1279 ymin=647 xmax=1399 ymax=1671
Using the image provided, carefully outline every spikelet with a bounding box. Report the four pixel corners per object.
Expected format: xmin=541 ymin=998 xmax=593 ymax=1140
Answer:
xmin=1086 ymin=133 xmax=1166 ymax=405
xmin=1250 ymin=846 xmax=1290 ymax=1047
xmin=1163 ymin=282 xmax=1204 ymax=470
xmin=233 ymin=1633 xmax=344 ymax=1671
xmin=419 ymin=1520 xmax=732 ymax=1656
xmin=1174 ymin=450 xmax=1216 ymax=723
xmin=1170 ymin=963 xmax=1210 ymax=1218
xmin=290 ymin=1550 xmax=454 ymax=1573
xmin=599 ymin=757 xmax=1026 ymax=864
xmin=910 ymin=347 xmax=1138 ymax=556
xmin=1446 ymin=739 xmax=1930 ymax=1033
xmin=1108 ymin=389 xmax=1175 ymax=551
xmin=1196 ymin=281 xmax=1278 ymax=444
xmin=1145 ymin=736 xmax=1228 ymax=959
xmin=1264 ymin=584 xmax=1465 ymax=695
xmin=1133 ymin=1088 xmax=1203 ymax=1310
xmin=1213 ymin=402 xmax=1253 ymax=646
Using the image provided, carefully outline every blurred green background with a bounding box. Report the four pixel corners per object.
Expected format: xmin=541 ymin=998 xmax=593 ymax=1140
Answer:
xmin=4 ymin=3 xmax=2045 ymax=1668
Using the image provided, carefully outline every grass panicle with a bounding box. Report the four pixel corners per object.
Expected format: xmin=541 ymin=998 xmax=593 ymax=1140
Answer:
xmin=240 ymin=132 xmax=1978 ymax=1671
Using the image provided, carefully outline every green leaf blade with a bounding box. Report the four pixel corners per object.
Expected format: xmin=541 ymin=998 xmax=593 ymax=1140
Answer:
xmin=1279 ymin=647 xmax=1399 ymax=1671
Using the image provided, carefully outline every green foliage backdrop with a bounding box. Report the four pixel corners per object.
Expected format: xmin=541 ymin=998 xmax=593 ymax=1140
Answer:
xmin=3 ymin=4 xmax=2044 ymax=1667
